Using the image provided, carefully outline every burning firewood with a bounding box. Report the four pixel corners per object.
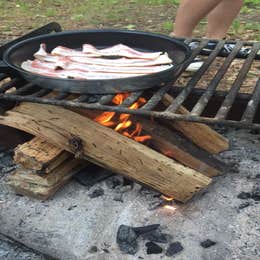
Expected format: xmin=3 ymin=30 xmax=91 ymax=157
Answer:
xmin=0 ymin=102 xmax=212 ymax=202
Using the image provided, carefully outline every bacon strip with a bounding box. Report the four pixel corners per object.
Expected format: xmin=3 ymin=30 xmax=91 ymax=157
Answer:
xmin=25 ymin=43 xmax=173 ymax=80
xmin=21 ymin=60 xmax=147 ymax=80
xmin=34 ymin=43 xmax=172 ymax=66
xmin=28 ymin=59 xmax=173 ymax=74
xmin=51 ymin=46 xmax=100 ymax=58
xmin=82 ymin=43 xmax=162 ymax=60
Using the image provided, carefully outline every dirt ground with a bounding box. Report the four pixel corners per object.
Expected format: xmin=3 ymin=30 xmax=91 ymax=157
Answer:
xmin=0 ymin=0 xmax=259 ymax=41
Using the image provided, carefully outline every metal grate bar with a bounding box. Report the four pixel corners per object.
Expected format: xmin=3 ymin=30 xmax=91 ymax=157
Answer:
xmin=120 ymin=91 xmax=144 ymax=107
xmin=241 ymin=78 xmax=260 ymax=123
xmin=1 ymin=92 xmax=260 ymax=129
xmin=74 ymin=94 xmax=90 ymax=102
xmin=141 ymin=39 xmax=210 ymax=111
xmin=141 ymin=84 xmax=172 ymax=110
xmin=166 ymin=40 xmax=225 ymax=113
xmin=0 ymin=78 xmax=21 ymax=93
xmin=99 ymin=94 xmax=115 ymax=105
xmin=190 ymin=41 xmax=244 ymax=116
xmin=216 ymin=43 xmax=260 ymax=119
xmin=53 ymin=92 xmax=70 ymax=100
xmin=0 ymin=73 xmax=7 ymax=81
xmin=11 ymin=83 xmax=36 ymax=95
xmin=30 ymin=89 xmax=52 ymax=97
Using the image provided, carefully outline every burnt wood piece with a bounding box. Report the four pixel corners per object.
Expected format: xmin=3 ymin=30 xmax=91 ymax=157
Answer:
xmin=133 ymin=116 xmax=224 ymax=177
xmin=161 ymin=94 xmax=229 ymax=154
xmin=0 ymin=102 xmax=211 ymax=202
xmin=14 ymin=137 xmax=71 ymax=173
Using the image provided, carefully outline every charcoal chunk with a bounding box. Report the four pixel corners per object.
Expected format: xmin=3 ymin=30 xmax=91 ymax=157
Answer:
xmin=145 ymin=242 xmax=163 ymax=255
xmin=141 ymin=229 xmax=170 ymax=243
xmin=133 ymin=224 xmax=160 ymax=235
xmin=117 ymin=225 xmax=138 ymax=255
xmin=200 ymin=239 xmax=217 ymax=248
xmin=251 ymin=187 xmax=260 ymax=201
xmin=89 ymin=188 xmax=104 ymax=198
xmin=238 ymin=202 xmax=250 ymax=209
xmin=88 ymin=246 xmax=98 ymax=253
xmin=166 ymin=242 xmax=184 ymax=256
xmin=75 ymin=165 xmax=113 ymax=187
xmin=237 ymin=192 xmax=251 ymax=199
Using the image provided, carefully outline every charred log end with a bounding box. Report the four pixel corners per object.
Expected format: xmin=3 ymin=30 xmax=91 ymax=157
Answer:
xmin=69 ymin=136 xmax=84 ymax=159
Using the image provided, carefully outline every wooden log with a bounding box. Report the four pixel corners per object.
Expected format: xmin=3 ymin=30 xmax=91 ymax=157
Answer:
xmin=0 ymin=102 xmax=211 ymax=202
xmin=161 ymin=94 xmax=229 ymax=154
xmin=14 ymin=137 xmax=71 ymax=173
xmin=137 ymin=117 xmax=225 ymax=177
xmin=70 ymin=109 xmax=224 ymax=177
xmin=8 ymin=158 xmax=87 ymax=200
xmin=9 ymin=158 xmax=87 ymax=187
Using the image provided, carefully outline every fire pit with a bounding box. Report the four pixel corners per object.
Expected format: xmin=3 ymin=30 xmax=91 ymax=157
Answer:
xmin=0 ymin=23 xmax=259 ymax=200
xmin=0 ymin=22 xmax=259 ymax=259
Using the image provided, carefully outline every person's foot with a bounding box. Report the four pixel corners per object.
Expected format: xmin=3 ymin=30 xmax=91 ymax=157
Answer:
xmin=200 ymin=41 xmax=252 ymax=58
xmin=185 ymin=40 xmax=254 ymax=58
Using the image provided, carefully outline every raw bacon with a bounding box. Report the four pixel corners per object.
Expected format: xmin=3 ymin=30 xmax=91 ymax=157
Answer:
xmin=28 ymin=59 xmax=172 ymax=74
xmin=51 ymin=46 xmax=99 ymax=58
xmin=82 ymin=43 xmax=162 ymax=60
xmin=35 ymin=43 xmax=172 ymax=66
xmin=22 ymin=42 xmax=174 ymax=80
xmin=21 ymin=60 xmax=146 ymax=80
xmin=37 ymin=53 xmax=172 ymax=67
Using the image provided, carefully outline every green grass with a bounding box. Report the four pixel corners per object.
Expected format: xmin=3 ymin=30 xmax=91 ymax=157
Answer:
xmin=0 ymin=0 xmax=258 ymax=41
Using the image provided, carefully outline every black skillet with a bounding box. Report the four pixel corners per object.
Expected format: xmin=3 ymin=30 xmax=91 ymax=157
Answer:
xmin=1 ymin=28 xmax=191 ymax=94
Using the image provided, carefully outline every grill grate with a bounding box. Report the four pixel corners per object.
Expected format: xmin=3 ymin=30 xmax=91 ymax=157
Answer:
xmin=0 ymin=23 xmax=259 ymax=129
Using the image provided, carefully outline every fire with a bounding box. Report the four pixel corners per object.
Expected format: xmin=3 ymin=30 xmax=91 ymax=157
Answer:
xmin=94 ymin=94 xmax=151 ymax=143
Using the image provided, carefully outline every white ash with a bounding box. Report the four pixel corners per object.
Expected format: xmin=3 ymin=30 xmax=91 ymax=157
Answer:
xmin=0 ymin=128 xmax=259 ymax=259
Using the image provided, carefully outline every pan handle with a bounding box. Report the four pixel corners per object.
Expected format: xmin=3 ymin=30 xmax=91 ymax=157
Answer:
xmin=0 ymin=60 xmax=10 ymax=73
xmin=0 ymin=22 xmax=62 ymax=58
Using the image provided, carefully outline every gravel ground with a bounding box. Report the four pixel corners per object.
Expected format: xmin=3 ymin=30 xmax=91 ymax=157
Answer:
xmin=0 ymin=128 xmax=259 ymax=260
xmin=0 ymin=234 xmax=46 ymax=260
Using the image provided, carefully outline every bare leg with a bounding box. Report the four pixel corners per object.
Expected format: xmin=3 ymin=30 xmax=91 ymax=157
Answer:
xmin=172 ymin=0 xmax=222 ymax=37
xmin=206 ymin=0 xmax=244 ymax=39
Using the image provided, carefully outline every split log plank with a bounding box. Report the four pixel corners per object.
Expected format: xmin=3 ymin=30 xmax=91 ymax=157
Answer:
xmin=8 ymin=158 xmax=87 ymax=200
xmin=14 ymin=137 xmax=71 ymax=173
xmin=10 ymin=158 xmax=87 ymax=187
xmin=0 ymin=102 xmax=211 ymax=202
xmin=161 ymin=94 xmax=229 ymax=154
xmin=137 ymin=117 xmax=225 ymax=177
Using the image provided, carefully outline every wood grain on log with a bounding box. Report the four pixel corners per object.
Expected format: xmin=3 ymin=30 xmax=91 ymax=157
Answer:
xmin=161 ymin=94 xmax=229 ymax=154
xmin=0 ymin=102 xmax=211 ymax=202
xmin=14 ymin=137 xmax=71 ymax=173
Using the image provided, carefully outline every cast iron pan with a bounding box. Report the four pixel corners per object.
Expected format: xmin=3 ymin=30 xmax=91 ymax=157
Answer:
xmin=1 ymin=29 xmax=191 ymax=94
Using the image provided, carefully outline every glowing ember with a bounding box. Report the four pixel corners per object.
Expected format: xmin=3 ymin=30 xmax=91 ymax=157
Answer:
xmin=161 ymin=195 xmax=174 ymax=201
xmin=94 ymin=93 xmax=151 ymax=143
xmin=163 ymin=205 xmax=176 ymax=211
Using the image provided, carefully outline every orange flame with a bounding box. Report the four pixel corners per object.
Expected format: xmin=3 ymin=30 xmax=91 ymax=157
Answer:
xmin=161 ymin=195 xmax=174 ymax=201
xmin=94 ymin=111 xmax=116 ymax=127
xmin=94 ymin=94 xmax=151 ymax=143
